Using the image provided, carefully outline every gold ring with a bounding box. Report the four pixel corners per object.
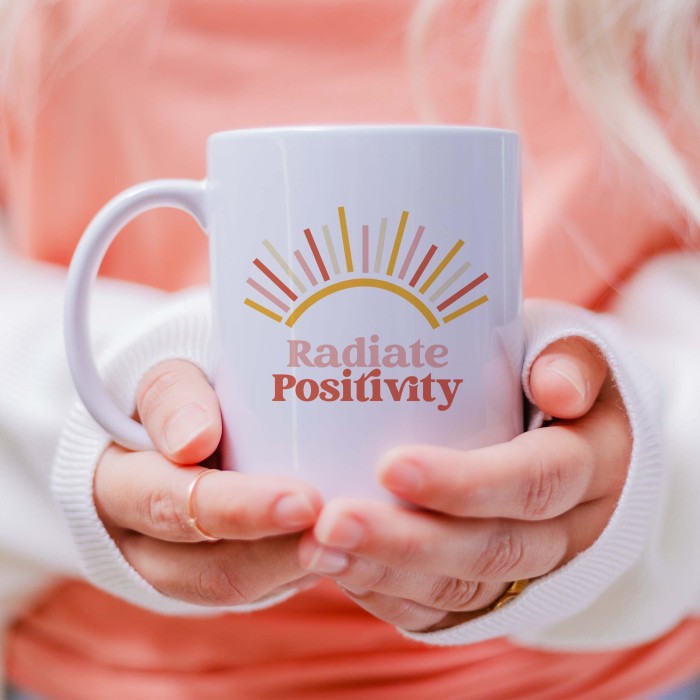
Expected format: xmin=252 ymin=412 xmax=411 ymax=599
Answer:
xmin=490 ymin=579 xmax=530 ymax=612
xmin=187 ymin=469 xmax=221 ymax=542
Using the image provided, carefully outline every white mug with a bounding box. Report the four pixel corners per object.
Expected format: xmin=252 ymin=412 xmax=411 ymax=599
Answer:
xmin=65 ymin=126 xmax=523 ymax=501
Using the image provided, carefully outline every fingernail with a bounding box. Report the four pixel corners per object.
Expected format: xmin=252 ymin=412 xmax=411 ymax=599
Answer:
xmin=273 ymin=493 xmax=317 ymax=528
xmin=316 ymin=514 xmax=364 ymax=550
xmin=306 ymin=546 xmax=349 ymax=574
xmin=546 ymin=358 xmax=587 ymax=402
xmin=164 ymin=404 xmax=211 ymax=454
xmin=336 ymin=581 xmax=369 ymax=597
xmin=379 ymin=459 xmax=423 ymax=494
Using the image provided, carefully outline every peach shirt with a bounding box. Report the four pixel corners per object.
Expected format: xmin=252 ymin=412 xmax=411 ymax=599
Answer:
xmin=2 ymin=2 xmax=697 ymax=698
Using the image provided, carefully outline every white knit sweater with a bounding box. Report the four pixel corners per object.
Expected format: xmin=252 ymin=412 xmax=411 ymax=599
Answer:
xmin=1 ymin=245 xmax=698 ymax=660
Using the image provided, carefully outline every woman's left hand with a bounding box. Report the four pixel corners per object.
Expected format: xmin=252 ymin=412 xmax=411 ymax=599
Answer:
xmin=299 ymin=337 xmax=631 ymax=631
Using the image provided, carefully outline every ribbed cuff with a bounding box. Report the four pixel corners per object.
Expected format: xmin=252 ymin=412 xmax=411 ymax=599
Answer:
xmin=401 ymin=299 xmax=662 ymax=647
xmin=52 ymin=287 xmax=296 ymax=615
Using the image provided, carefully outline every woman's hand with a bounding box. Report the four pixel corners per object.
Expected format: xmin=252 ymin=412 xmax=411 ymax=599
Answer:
xmin=94 ymin=360 xmax=322 ymax=607
xmin=299 ymin=338 xmax=631 ymax=631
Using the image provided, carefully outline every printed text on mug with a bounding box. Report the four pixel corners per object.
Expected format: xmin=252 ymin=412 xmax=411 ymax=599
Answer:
xmin=272 ymin=334 xmax=463 ymax=410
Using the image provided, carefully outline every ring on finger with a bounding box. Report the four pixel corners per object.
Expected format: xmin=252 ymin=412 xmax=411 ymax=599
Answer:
xmin=187 ymin=469 xmax=222 ymax=542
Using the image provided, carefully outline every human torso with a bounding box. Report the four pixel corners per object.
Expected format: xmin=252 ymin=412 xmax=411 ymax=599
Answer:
xmin=3 ymin=2 xmax=692 ymax=698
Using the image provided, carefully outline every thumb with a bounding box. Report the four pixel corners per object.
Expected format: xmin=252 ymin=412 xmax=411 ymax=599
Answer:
xmin=529 ymin=337 xmax=608 ymax=420
xmin=136 ymin=359 xmax=222 ymax=464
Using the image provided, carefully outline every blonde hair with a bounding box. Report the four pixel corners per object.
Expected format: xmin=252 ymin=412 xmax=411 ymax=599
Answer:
xmin=409 ymin=0 xmax=700 ymax=232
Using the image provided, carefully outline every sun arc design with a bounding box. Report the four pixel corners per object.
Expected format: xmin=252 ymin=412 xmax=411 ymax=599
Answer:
xmin=244 ymin=206 xmax=489 ymax=329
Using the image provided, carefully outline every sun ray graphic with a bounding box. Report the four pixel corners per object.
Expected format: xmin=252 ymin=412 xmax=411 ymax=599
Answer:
xmin=243 ymin=206 xmax=490 ymax=329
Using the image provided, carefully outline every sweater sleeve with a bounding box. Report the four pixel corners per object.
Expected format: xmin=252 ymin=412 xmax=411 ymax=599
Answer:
xmin=0 ymin=237 xmax=291 ymax=623
xmin=0 ymin=241 xmax=167 ymax=620
xmin=404 ymin=251 xmax=700 ymax=651
xmin=51 ymin=283 xmax=296 ymax=615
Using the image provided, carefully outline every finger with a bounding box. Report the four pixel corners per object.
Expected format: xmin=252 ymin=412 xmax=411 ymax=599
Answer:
xmin=312 ymin=500 xmax=567 ymax=582
xmin=95 ymin=447 xmax=321 ymax=542
xmin=119 ymin=531 xmax=308 ymax=606
xmin=298 ymin=532 xmax=504 ymax=612
xmin=377 ymin=386 xmax=629 ymax=520
xmin=136 ymin=359 xmax=222 ymax=464
xmin=529 ymin=337 xmax=608 ymax=420
xmin=336 ymin=588 xmax=450 ymax=632
xmin=336 ymin=588 xmax=508 ymax=632
xmin=311 ymin=499 xmax=615 ymax=628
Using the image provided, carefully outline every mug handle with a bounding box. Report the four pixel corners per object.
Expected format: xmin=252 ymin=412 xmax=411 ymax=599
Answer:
xmin=64 ymin=179 xmax=208 ymax=451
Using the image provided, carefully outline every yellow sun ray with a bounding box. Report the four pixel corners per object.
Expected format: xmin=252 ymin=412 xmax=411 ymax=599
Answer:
xmin=442 ymin=294 xmax=489 ymax=323
xmin=386 ymin=210 xmax=409 ymax=276
xmin=338 ymin=206 xmax=354 ymax=273
xmin=244 ymin=298 xmax=283 ymax=323
xmin=284 ymin=278 xmax=439 ymax=329
xmin=419 ymin=239 xmax=464 ymax=294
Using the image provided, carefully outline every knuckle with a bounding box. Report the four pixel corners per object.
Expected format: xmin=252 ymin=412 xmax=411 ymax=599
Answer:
xmin=137 ymin=364 xmax=190 ymax=419
xmin=352 ymin=563 xmax=393 ymax=592
xmin=475 ymin=526 xmax=526 ymax=580
xmin=393 ymin=534 xmax=423 ymax=569
xmin=428 ymin=577 xmax=480 ymax=611
xmin=145 ymin=489 xmax=191 ymax=539
xmin=381 ymin=596 xmax=420 ymax=627
xmin=191 ymin=559 xmax=250 ymax=606
xmin=522 ymin=444 xmax=574 ymax=520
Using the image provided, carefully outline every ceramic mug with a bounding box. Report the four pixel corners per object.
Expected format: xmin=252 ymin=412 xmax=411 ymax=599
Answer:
xmin=65 ymin=126 xmax=523 ymax=500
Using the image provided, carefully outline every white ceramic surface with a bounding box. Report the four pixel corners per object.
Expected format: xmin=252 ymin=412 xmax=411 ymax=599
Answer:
xmin=65 ymin=126 xmax=523 ymax=500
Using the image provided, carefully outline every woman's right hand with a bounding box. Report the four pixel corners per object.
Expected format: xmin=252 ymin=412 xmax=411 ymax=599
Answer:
xmin=94 ymin=360 xmax=322 ymax=606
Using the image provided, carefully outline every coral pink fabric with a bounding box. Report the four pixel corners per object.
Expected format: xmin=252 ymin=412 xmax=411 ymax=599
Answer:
xmin=7 ymin=581 xmax=700 ymax=700
xmin=2 ymin=1 xmax=697 ymax=698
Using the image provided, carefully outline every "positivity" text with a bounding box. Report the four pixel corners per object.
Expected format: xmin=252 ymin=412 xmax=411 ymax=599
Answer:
xmin=272 ymin=336 xmax=463 ymax=411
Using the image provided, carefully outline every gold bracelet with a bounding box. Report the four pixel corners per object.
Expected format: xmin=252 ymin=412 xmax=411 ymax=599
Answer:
xmin=488 ymin=578 xmax=530 ymax=612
